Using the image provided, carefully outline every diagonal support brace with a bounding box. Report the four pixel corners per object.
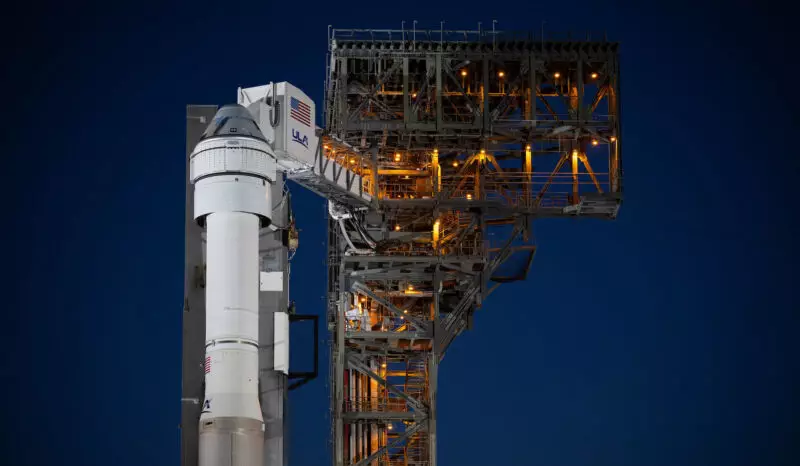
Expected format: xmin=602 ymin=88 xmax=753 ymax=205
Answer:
xmin=351 ymin=281 xmax=430 ymax=332
xmin=351 ymin=421 xmax=425 ymax=466
xmin=346 ymin=354 xmax=428 ymax=413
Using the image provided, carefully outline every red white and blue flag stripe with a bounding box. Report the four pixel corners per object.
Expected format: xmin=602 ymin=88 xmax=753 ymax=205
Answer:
xmin=290 ymin=96 xmax=311 ymax=127
xmin=204 ymin=356 xmax=211 ymax=374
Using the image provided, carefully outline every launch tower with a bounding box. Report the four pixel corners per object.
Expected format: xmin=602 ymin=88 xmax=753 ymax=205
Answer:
xmin=322 ymin=27 xmax=621 ymax=466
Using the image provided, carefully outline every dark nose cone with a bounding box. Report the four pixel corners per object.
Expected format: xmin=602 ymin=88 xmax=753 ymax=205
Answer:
xmin=201 ymin=104 xmax=266 ymax=141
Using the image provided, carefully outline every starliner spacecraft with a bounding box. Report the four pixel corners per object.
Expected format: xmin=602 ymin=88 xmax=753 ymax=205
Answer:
xmin=183 ymin=82 xmax=368 ymax=466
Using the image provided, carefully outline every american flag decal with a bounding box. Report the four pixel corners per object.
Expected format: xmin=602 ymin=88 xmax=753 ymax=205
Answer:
xmin=204 ymin=356 xmax=211 ymax=374
xmin=290 ymin=96 xmax=311 ymax=127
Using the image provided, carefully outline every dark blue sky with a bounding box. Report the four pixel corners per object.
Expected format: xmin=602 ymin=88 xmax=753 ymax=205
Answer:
xmin=5 ymin=2 xmax=798 ymax=466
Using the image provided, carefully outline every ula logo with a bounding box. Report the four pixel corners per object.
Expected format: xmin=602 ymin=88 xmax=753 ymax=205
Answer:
xmin=201 ymin=399 xmax=211 ymax=414
xmin=292 ymin=129 xmax=309 ymax=148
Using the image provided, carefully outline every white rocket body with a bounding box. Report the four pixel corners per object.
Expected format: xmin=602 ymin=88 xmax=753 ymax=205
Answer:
xmin=190 ymin=105 xmax=277 ymax=466
xmin=202 ymin=211 xmax=262 ymax=420
xmin=188 ymin=84 xmax=316 ymax=466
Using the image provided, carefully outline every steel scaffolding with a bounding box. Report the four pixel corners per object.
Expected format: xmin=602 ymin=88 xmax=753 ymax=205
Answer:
xmin=323 ymin=26 xmax=623 ymax=466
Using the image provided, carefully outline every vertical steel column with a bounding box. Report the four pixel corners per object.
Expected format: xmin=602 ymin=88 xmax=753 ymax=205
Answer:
xmin=526 ymin=54 xmax=536 ymax=124
xmin=182 ymin=105 xmax=218 ymax=466
xmin=611 ymin=58 xmax=622 ymax=193
xmin=338 ymin=58 xmax=348 ymax=136
xmin=403 ymin=58 xmax=411 ymax=124
xmin=576 ymin=59 xmax=584 ymax=126
xmin=260 ymin=177 xmax=290 ymax=466
xmin=435 ymin=54 xmax=443 ymax=131
xmin=482 ymin=57 xmax=490 ymax=131
xmin=428 ymin=266 xmax=442 ymax=466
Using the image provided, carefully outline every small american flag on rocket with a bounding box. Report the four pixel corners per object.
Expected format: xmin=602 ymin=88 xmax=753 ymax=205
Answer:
xmin=290 ymin=96 xmax=311 ymax=127
xmin=204 ymin=356 xmax=211 ymax=374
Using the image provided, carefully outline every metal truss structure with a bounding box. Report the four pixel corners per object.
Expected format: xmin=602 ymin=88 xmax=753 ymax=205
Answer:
xmin=321 ymin=27 xmax=623 ymax=466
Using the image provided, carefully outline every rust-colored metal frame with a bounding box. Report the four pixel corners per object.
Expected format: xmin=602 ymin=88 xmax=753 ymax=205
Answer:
xmin=324 ymin=26 xmax=623 ymax=466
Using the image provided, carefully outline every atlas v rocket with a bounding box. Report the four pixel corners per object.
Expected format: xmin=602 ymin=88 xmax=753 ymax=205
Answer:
xmin=189 ymin=104 xmax=278 ymax=465
xmin=184 ymin=82 xmax=326 ymax=466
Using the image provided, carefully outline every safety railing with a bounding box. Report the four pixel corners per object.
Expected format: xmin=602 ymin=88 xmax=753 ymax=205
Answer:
xmin=344 ymin=398 xmax=411 ymax=413
xmin=331 ymin=28 xmax=610 ymax=45
xmin=344 ymin=316 xmax=425 ymax=333
xmin=378 ymin=170 xmax=610 ymax=202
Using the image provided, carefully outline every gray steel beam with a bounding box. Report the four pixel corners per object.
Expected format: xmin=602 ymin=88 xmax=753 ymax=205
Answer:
xmin=342 ymin=412 xmax=425 ymax=421
xmin=181 ymin=105 xmax=218 ymax=466
xmin=428 ymin=351 xmax=438 ymax=466
xmin=378 ymin=197 xmax=622 ymax=218
xmin=351 ymin=270 xmax=435 ymax=281
xmin=349 ymin=264 xmax=431 ymax=277
xmin=487 ymin=223 xmax=523 ymax=276
xmin=337 ymin=57 xmax=348 ymax=136
xmin=577 ymin=59 xmax=584 ymax=127
xmin=529 ymin=55 xmax=537 ymax=127
xmin=342 ymin=255 xmax=442 ymax=264
xmin=259 ymin=176 xmax=290 ymax=466
xmin=334 ymin=261 xmax=347 ymax=466
xmin=403 ymin=58 xmax=410 ymax=124
xmin=435 ymin=54 xmax=443 ymax=131
xmin=341 ymin=119 xmax=614 ymax=132
xmin=429 ymin=268 xmax=441 ymax=466
xmin=482 ymin=57 xmax=490 ymax=131
xmin=345 ymin=330 xmax=432 ymax=340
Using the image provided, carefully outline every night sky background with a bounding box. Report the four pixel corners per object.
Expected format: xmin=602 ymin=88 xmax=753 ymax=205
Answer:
xmin=4 ymin=1 xmax=799 ymax=465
